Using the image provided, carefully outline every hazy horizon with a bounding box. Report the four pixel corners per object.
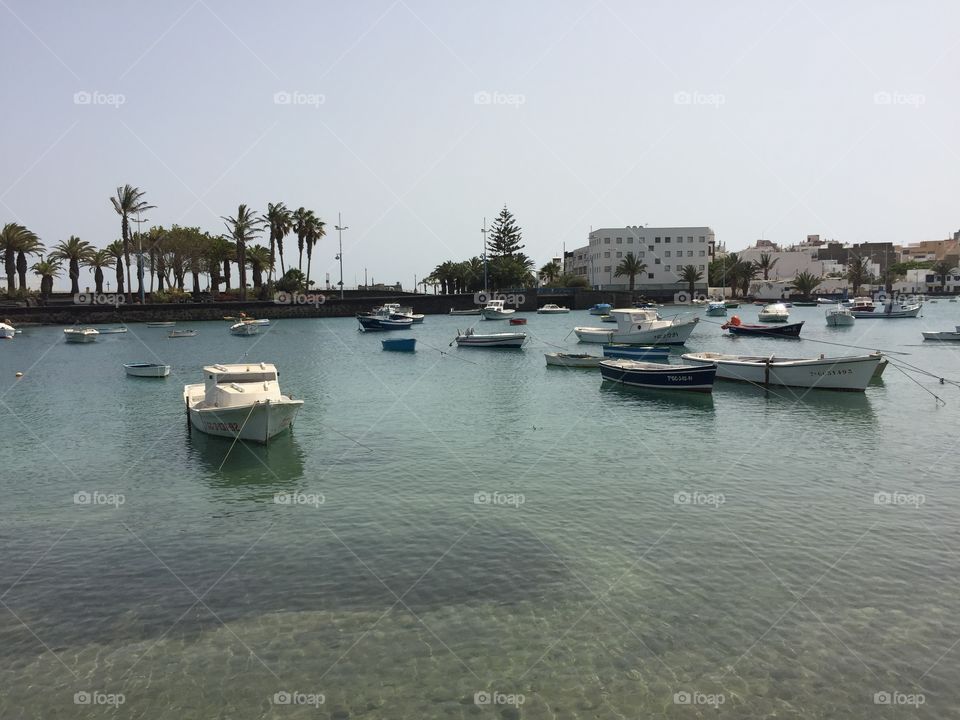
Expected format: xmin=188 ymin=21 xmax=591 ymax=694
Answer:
xmin=2 ymin=0 xmax=957 ymax=291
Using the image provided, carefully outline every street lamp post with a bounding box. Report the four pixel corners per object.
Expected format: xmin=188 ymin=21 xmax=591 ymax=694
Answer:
xmin=134 ymin=211 xmax=147 ymax=304
xmin=335 ymin=212 xmax=348 ymax=299
xmin=481 ymin=217 xmax=488 ymax=293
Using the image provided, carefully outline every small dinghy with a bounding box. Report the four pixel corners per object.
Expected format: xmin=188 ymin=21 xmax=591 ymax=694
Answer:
xmin=537 ymin=304 xmax=569 ymax=314
xmin=146 ymin=321 xmax=176 ymax=328
xmin=454 ymin=328 xmax=526 ymax=348
xmin=722 ymin=317 xmax=803 ymax=338
xmin=449 ymin=307 xmax=481 ymax=316
xmin=95 ymin=326 xmax=128 ymax=334
xmin=509 ymin=317 xmax=527 ymax=325
xmin=64 ymin=328 xmax=99 ymax=343
xmin=382 ymin=338 xmax=416 ymax=352
xmin=544 ymin=353 xmax=602 ymax=368
xmin=169 ymin=329 xmax=198 ymax=338
xmin=922 ymin=325 xmax=960 ymax=341
xmin=124 ymin=363 xmax=170 ymax=378
xmin=230 ymin=321 xmax=259 ymax=336
xmin=599 ymin=359 xmax=717 ymax=392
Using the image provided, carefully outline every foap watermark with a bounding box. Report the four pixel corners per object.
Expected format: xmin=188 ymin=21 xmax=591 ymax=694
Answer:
xmin=674 ymin=90 xmax=725 ymax=108
xmin=874 ymin=690 xmax=925 ymax=707
xmin=474 ymin=491 xmax=525 ymax=508
xmin=674 ymin=690 xmax=725 ymax=708
xmin=873 ymin=91 xmax=925 ymax=108
xmin=474 ymin=690 xmax=525 ymax=707
xmin=273 ymin=291 xmax=326 ymax=307
xmin=873 ymin=291 xmax=924 ymax=306
xmin=73 ymin=90 xmax=126 ymax=108
xmin=274 ymin=491 xmax=325 ymax=508
xmin=674 ymin=290 xmax=708 ymax=305
xmin=74 ymin=491 xmax=125 ymax=509
xmin=874 ymin=491 xmax=925 ymax=509
xmin=473 ymin=291 xmax=525 ymax=307
xmin=74 ymin=691 xmax=125 ymax=707
xmin=674 ymin=490 xmax=725 ymax=508
xmin=74 ymin=292 xmax=126 ymax=307
xmin=273 ymin=91 xmax=325 ymax=108
xmin=272 ymin=690 xmax=325 ymax=707
xmin=473 ymin=90 xmax=526 ymax=108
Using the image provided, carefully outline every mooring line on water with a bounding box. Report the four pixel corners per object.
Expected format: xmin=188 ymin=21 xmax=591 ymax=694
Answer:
xmin=323 ymin=424 xmax=378 ymax=451
xmin=217 ymin=402 xmax=259 ymax=471
xmin=422 ymin=339 xmax=479 ymax=365
xmin=886 ymin=360 xmax=948 ymax=405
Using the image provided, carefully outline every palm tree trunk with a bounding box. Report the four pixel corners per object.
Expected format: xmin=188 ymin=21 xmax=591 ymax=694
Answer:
xmin=277 ymin=237 xmax=286 ymax=276
xmin=95 ymin=267 xmax=104 ymax=294
xmin=16 ymin=251 xmax=27 ymax=290
xmin=122 ymin=216 xmax=133 ymax=304
xmin=115 ymin=260 xmax=124 ymax=294
xmin=4 ymin=248 xmax=15 ymax=293
xmin=70 ymin=259 xmax=80 ymax=294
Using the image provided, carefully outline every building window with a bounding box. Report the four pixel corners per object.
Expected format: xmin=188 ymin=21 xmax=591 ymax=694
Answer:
xmin=699 ymin=236 xmax=705 ymax=242
xmin=648 ymin=245 xmax=654 ymax=251
xmin=616 ymin=251 xmax=622 ymax=258
xmin=699 ymin=250 xmax=705 ymax=256
xmin=638 ymin=251 xmax=645 ymax=258
xmin=665 ymin=250 xmax=671 ymax=257
xmin=655 ymin=258 xmax=661 ymax=264
xmin=699 ymin=265 xmax=705 ymax=271
xmin=616 ymin=237 xmax=622 ymax=243
xmin=604 ymin=266 xmax=611 ymax=273
xmin=655 ymin=237 xmax=660 ymax=243
xmin=648 ymin=273 xmax=654 ymax=279
xmin=626 ymin=237 xmax=633 ymax=243
xmin=604 ymin=251 xmax=610 ymax=258
xmin=665 ymin=237 xmax=671 ymax=243
xmin=665 ymin=265 xmax=671 ymax=271
xmin=687 ymin=250 xmax=694 ymax=257
xmin=688 ymin=236 xmax=693 ymax=242
xmin=604 ymin=238 xmax=610 ymax=244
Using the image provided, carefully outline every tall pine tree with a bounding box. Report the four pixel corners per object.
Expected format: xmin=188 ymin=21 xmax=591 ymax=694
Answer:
xmin=486 ymin=206 xmax=524 ymax=258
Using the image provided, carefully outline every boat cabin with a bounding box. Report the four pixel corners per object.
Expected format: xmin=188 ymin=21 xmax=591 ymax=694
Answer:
xmin=201 ymin=363 xmax=283 ymax=408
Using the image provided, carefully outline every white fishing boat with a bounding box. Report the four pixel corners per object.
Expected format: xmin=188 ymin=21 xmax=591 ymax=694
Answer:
xmin=169 ymin=329 xmax=198 ymax=338
xmin=758 ymin=303 xmax=790 ymax=322
xmin=681 ymin=351 xmax=883 ymax=391
xmin=124 ymin=363 xmax=170 ymax=378
xmin=230 ymin=321 xmax=260 ymax=336
xmin=380 ymin=303 xmax=425 ymax=323
xmin=922 ymin=326 xmax=960 ymax=341
xmin=184 ymin=362 xmax=303 ymax=443
xmin=146 ymin=321 xmax=176 ymax=328
xmin=95 ymin=326 xmax=128 ymax=334
xmin=480 ymin=299 xmax=516 ymax=320
xmin=243 ymin=318 xmax=271 ymax=326
xmin=449 ymin=307 xmax=481 ymax=316
xmin=0 ymin=322 xmax=15 ymax=339
xmin=574 ymin=308 xmax=699 ymax=345
xmin=454 ymin=328 xmax=525 ymax=348
xmin=64 ymin=328 xmax=99 ymax=343
xmin=537 ymin=304 xmax=570 ymax=314
xmin=851 ymin=300 xmax=922 ymax=318
xmin=544 ymin=352 xmax=602 ymax=367
xmin=705 ymin=301 xmax=727 ymax=316
xmin=825 ymin=305 xmax=855 ymax=326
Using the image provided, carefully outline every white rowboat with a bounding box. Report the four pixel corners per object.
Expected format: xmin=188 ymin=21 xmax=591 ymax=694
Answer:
xmin=455 ymin=329 xmax=525 ymax=348
xmin=681 ymin=351 xmax=883 ymax=392
xmin=544 ymin=352 xmax=602 ymax=367
xmin=537 ymin=304 xmax=570 ymax=314
xmin=124 ymin=363 xmax=170 ymax=378
xmin=230 ymin=321 xmax=260 ymax=336
xmin=64 ymin=328 xmax=99 ymax=343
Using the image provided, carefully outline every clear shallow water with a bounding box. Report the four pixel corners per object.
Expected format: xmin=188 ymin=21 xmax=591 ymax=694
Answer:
xmin=1 ymin=305 xmax=959 ymax=718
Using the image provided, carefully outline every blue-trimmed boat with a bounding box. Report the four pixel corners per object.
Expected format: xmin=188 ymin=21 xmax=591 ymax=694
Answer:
xmin=602 ymin=344 xmax=670 ymax=361
xmin=599 ymin=359 xmax=717 ymax=392
xmin=721 ymin=318 xmax=803 ymax=337
xmin=589 ymin=303 xmax=612 ymax=315
xmin=382 ymin=338 xmax=416 ymax=352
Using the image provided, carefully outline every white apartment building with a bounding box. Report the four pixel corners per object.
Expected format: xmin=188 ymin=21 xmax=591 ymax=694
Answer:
xmin=568 ymin=226 xmax=715 ymax=291
xmin=737 ymin=244 xmax=845 ymax=280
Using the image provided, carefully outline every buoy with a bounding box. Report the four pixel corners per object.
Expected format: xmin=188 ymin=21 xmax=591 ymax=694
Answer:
xmin=730 ymin=315 xmax=742 ymax=326
xmin=15 ymin=372 xmax=23 ymax=377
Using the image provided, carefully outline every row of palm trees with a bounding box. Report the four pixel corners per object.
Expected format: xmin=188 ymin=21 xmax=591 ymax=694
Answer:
xmin=424 ymin=254 xmax=537 ymax=294
xmin=0 ymin=186 xmax=328 ymax=300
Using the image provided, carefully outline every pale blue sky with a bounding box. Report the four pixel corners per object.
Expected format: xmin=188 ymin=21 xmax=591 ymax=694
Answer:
xmin=2 ymin=0 xmax=957 ymax=290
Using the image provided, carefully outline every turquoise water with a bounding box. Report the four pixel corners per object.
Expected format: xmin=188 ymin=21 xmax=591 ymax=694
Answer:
xmin=1 ymin=305 xmax=959 ymax=718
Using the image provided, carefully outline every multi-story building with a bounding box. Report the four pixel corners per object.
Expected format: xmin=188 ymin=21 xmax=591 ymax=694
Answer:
xmin=900 ymin=234 xmax=959 ymax=263
xmin=570 ymin=226 xmax=715 ymax=292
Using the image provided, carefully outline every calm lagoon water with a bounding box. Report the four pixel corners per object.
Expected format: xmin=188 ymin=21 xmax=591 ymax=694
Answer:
xmin=1 ymin=304 xmax=959 ymax=718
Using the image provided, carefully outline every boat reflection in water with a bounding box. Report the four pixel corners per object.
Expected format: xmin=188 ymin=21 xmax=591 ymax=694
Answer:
xmin=187 ymin=427 xmax=307 ymax=501
xmin=599 ymin=379 xmax=716 ymax=413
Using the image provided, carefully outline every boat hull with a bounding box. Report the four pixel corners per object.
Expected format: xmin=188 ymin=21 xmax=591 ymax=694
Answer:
xmin=723 ymin=321 xmax=803 ymax=337
xmin=188 ymin=400 xmax=302 ymax=443
xmin=382 ymin=338 xmax=417 ymax=351
xmin=825 ymin=312 xmax=855 ymax=327
xmin=851 ymin=304 xmax=921 ymax=319
xmin=575 ymin=317 xmax=698 ymax=345
xmin=449 ymin=308 xmax=481 ymax=315
xmin=922 ymin=331 xmax=960 ymax=341
xmin=544 ymin=353 xmax=602 ymax=367
xmin=64 ymin=329 xmax=98 ymax=343
xmin=357 ymin=315 xmax=413 ymax=330
xmin=124 ymin=363 xmax=170 ymax=378
xmin=146 ymin=322 xmax=176 ymax=328
xmin=230 ymin=322 xmax=260 ymax=336
xmin=481 ymin=309 xmax=515 ymax=320
xmin=95 ymin=327 xmax=128 ymax=334
xmin=456 ymin=333 xmax=525 ymax=348
xmin=681 ymin=352 xmax=882 ymax=391
xmin=0 ymin=324 xmax=15 ymax=339
xmin=599 ymin=360 xmax=716 ymax=392
xmin=601 ymin=345 xmax=671 ymax=360
xmin=537 ymin=306 xmax=569 ymax=314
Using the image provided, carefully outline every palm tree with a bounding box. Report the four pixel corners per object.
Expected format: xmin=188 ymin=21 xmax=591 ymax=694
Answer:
xmin=106 ymin=240 xmax=125 ymax=294
xmin=846 ymin=256 xmax=871 ymax=295
xmin=221 ymin=204 xmax=263 ymax=301
xmin=678 ymin=265 xmax=704 ymax=299
xmin=15 ymin=235 xmax=44 ymax=292
xmin=292 ymin=207 xmax=315 ymax=277
xmin=305 ymin=214 xmax=326 ymax=291
xmin=206 ymin=236 xmax=236 ymax=296
xmin=30 ymin=256 xmax=61 ymax=299
xmin=931 ymin=259 xmax=954 ymax=294
xmin=109 ymin=184 xmax=155 ymax=303
xmin=50 ymin=236 xmax=95 ymax=295
xmin=614 ymin=252 xmax=647 ymax=291
xmin=756 ymin=253 xmax=779 ymax=280
xmin=262 ymin=202 xmax=293 ymax=282
xmin=85 ymin=249 xmax=113 ymax=294
xmin=791 ymin=270 xmax=821 ymax=299
xmin=247 ymin=245 xmax=271 ymax=289
xmin=736 ymin=260 xmax=759 ymax=298
xmin=1 ymin=223 xmax=39 ymax=293
xmin=539 ymin=260 xmax=561 ymax=285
